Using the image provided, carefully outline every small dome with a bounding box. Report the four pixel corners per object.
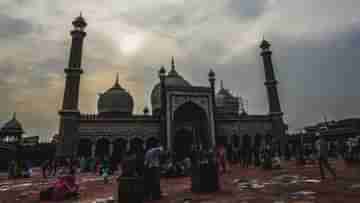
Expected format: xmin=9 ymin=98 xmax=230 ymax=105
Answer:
xmin=1 ymin=113 xmax=24 ymax=134
xmin=260 ymin=39 xmax=271 ymax=50
xmin=215 ymin=81 xmax=239 ymax=115
xmin=72 ymin=13 xmax=87 ymax=29
xmin=97 ymin=74 xmax=134 ymax=117
xmin=151 ymin=58 xmax=191 ymax=115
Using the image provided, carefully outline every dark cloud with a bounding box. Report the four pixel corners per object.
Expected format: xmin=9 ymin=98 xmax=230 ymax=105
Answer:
xmin=265 ymin=23 xmax=360 ymax=129
xmin=0 ymin=14 xmax=34 ymax=38
xmin=0 ymin=0 xmax=360 ymax=141
xmin=226 ymin=0 xmax=268 ymax=20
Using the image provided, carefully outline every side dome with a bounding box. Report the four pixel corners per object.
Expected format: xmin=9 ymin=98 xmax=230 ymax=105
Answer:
xmin=215 ymin=81 xmax=239 ymax=115
xmin=151 ymin=59 xmax=191 ymax=115
xmin=97 ymin=75 xmax=134 ymax=117
xmin=0 ymin=113 xmax=24 ymax=139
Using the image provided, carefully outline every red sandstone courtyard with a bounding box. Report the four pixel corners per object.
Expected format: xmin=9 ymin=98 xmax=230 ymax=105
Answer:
xmin=1 ymin=160 xmax=360 ymax=203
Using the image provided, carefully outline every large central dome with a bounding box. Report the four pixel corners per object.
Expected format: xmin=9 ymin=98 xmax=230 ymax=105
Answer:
xmin=97 ymin=74 xmax=134 ymax=117
xmin=151 ymin=58 xmax=191 ymax=115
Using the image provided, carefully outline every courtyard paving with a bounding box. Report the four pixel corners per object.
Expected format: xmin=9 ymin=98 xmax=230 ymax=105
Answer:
xmin=0 ymin=160 xmax=360 ymax=203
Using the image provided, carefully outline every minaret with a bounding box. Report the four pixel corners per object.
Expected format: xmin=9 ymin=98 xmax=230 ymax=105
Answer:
xmin=260 ymin=39 xmax=286 ymax=156
xmin=260 ymin=39 xmax=282 ymax=115
xmin=57 ymin=14 xmax=87 ymax=157
xmin=158 ymin=66 xmax=167 ymax=148
xmin=208 ymin=69 xmax=217 ymax=147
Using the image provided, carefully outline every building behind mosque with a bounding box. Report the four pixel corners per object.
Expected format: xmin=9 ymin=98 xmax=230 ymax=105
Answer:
xmin=56 ymin=15 xmax=286 ymax=160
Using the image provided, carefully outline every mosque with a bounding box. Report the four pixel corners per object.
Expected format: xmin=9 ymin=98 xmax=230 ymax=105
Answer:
xmin=56 ymin=15 xmax=286 ymax=160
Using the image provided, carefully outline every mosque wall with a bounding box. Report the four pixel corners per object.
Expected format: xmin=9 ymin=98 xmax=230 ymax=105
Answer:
xmin=216 ymin=119 xmax=272 ymax=148
xmin=77 ymin=121 xmax=160 ymax=143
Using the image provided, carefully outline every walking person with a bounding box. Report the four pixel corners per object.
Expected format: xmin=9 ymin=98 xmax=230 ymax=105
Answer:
xmin=316 ymin=130 xmax=336 ymax=180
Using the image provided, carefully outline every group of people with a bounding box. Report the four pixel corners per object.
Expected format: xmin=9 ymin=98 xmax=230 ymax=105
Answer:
xmin=344 ymin=137 xmax=360 ymax=162
xmin=119 ymin=139 xmax=164 ymax=201
xmin=214 ymin=132 xmax=339 ymax=181
xmin=40 ymin=160 xmax=79 ymax=201
xmin=7 ymin=130 xmax=345 ymax=202
xmin=161 ymin=156 xmax=192 ymax=177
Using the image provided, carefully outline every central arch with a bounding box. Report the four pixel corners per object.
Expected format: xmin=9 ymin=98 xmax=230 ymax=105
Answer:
xmin=172 ymin=102 xmax=210 ymax=161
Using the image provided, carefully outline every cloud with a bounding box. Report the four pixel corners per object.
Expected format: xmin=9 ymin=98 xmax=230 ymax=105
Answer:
xmin=0 ymin=0 xmax=359 ymax=141
xmin=226 ymin=0 xmax=269 ymax=20
xmin=0 ymin=14 xmax=34 ymax=38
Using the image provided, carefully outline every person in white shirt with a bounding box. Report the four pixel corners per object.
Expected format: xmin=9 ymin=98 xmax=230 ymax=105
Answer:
xmin=144 ymin=140 xmax=163 ymax=200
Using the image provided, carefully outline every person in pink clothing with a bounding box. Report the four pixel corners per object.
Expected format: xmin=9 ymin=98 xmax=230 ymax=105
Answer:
xmin=52 ymin=173 xmax=79 ymax=201
xmin=217 ymin=145 xmax=227 ymax=173
xmin=40 ymin=167 xmax=79 ymax=201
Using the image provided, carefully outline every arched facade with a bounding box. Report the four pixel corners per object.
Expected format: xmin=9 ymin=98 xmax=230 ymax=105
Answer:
xmin=173 ymin=102 xmax=210 ymax=156
xmin=57 ymin=16 xmax=283 ymax=158
xmin=78 ymin=138 xmax=92 ymax=157
xmin=95 ymin=138 xmax=110 ymax=158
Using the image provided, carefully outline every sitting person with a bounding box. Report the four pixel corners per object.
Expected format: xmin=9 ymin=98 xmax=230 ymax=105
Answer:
xmin=102 ymin=167 xmax=110 ymax=184
xmin=272 ymin=153 xmax=282 ymax=169
xmin=183 ymin=157 xmax=191 ymax=176
xmin=40 ymin=170 xmax=79 ymax=201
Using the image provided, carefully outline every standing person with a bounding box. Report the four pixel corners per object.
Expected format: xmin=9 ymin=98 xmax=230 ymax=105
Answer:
xmin=8 ymin=160 xmax=15 ymax=179
xmin=135 ymin=147 xmax=145 ymax=177
xmin=47 ymin=159 xmax=54 ymax=177
xmin=263 ymin=134 xmax=273 ymax=169
xmin=242 ymin=134 xmax=251 ymax=168
xmin=42 ymin=160 xmax=49 ymax=179
xmin=216 ymin=144 xmax=227 ymax=173
xmin=144 ymin=140 xmax=163 ymax=200
xmin=316 ymin=132 xmax=337 ymax=180
xmin=253 ymin=134 xmax=261 ymax=167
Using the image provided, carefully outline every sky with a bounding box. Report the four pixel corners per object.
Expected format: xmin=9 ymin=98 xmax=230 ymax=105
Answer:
xmin=0 ymin=0 xmax=359 ymax=142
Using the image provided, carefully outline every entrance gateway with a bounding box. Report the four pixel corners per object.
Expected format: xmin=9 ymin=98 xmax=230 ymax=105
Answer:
xmin=166 ymin=90 xmax=216 ymax=157
xmin=173 ymin=102 xmax=209 ymax=161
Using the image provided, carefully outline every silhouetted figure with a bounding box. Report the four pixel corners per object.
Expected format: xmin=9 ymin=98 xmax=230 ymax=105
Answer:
xmin=242 ymin=134 xmax=251 ymax=168
xmin=316 ymin=134 xmax=336 ymax=180
xmin=42 ymin=160 xmax=50 ymax=179
xmin=8 ymin=160 xmax=16 ymax=179
xmin=216 ymin=144 xmax=227 ymax=173
xmin=135 ymin=148 xmax=145 ymax=176
xmin=144 ymin=141 xmax=163 ymax=200
xmin=263 ymin=135 xmax=273 ymax=169
xmin=254 ymin=134 xmax=262 ymax=166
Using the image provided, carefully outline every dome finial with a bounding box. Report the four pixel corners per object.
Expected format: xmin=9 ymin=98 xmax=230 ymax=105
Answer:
xmin=220 ymin=80 xmax=224 ymax=89
xmin=112 ymin=73 xmax=122 ymax=89
xmin=12 ymin=112 xmax=16 ymax=119
xmin=115 ymin=73 xmax=119 ymax=85
xmin=171 ymin=56 xmax=175 ymax=71
xmin=168 ymin=57 xmax=179 ymax=76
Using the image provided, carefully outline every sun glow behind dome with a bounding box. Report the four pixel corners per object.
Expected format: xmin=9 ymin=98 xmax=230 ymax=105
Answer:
xmin=118 ymin=32 xmax=145 ymax=56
